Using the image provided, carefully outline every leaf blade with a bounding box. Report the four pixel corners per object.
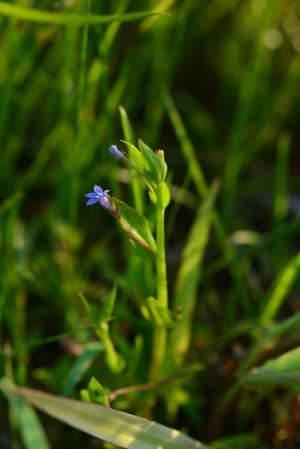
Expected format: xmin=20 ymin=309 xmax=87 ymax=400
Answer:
xmin=0 ymin=3 xmax=164 ymax=26
xmin=1 ymin=382 xmax=209 ymax=449
xmin=170 ymin=182 xmax=219 ymax=364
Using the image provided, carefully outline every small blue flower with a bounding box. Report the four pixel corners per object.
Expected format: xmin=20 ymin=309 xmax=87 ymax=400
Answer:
xmin=85 ymin=185 xmax=112 ymax=209
xmin=108 ymin=144 xmax=125 ymax=161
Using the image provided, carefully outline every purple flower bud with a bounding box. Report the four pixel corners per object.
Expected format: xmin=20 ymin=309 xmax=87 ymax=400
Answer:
xmin=108 ymin=145 xmax=125 ymax=161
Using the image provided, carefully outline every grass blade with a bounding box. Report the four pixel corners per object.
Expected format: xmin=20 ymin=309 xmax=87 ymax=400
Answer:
xmin=62 ymin=343 xmax=103 ymax=397
xmin=170 ymin=181 xmax=219 ymax=365
xmin=0 ymin=380 xmax=209 ymax=449
xmin=119 ymin=106 xmax=144 ymax=214
xmin=2 ymin=380 xmax=51 ymax=449
xmin=164 ymin=93 xmax=251 ymax=316
xmin=260 ymin=252 xmax=300 ymax=325
xmin=0 ymin=3 xmax=164 ymax=26
xmin=244 ymin=346 xmax=300 ymax=386
xmin=254 ymin=346 xmax=300 ymax=373
xmin=245 ymin=370 xmax=300 ymax=386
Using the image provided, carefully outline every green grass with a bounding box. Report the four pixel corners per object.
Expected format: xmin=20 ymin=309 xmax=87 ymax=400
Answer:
xmin=1 ymin=0 xmax=300 ymax=448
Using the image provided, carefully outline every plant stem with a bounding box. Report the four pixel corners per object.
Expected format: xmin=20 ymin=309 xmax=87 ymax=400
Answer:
xmin=150 ymin=181 xmax=168 ymax=381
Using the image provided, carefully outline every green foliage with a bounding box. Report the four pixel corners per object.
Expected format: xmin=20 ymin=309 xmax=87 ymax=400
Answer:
xmin=170 ymin=181 xmax=219 ymax=366
xmin=80 ymin=376 xmax=109 ymax=406
xmin=63 ymin=343 xmax=103 ymax=397
xmin=0 ymin=2 xmax=162 ymax=26
xmin=261 ymin=252 xmax=300 ymax=325
xmin=115 ymin=198 xmax=157 ymax=255
xmin=245 ymin=346 xmax=300 ymax=387
xmin=0 ymin=381 xmax=209 ymax=449
xmin=1 ymin=379 xmax=51 ymax=449
xmin=138 ymin=140 xmax=168 ymax=184
xmin=141 ymin=296 xmax=180 ymax=327
xmin=1 ymin=0 xmax=300 ymax=447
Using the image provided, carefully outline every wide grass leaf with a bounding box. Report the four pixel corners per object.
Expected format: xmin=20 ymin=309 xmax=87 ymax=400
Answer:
xmin=0 ymin=381 xmax=209 ymax=449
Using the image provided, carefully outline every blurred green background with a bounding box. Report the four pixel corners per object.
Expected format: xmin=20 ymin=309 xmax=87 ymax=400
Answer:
xmin=1 ymin=0 xmax=300 ymax=448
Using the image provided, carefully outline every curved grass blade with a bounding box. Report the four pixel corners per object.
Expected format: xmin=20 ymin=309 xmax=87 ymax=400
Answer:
xmin=0 ymin=3 xmax=164 ymax=26
xmin=2 ymin=381 xmax=51 ymax=449
xmin=0 ymin=380 xmax=209 ymax=449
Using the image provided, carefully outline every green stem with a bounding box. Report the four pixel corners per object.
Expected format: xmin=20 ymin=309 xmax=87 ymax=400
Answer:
xmin=150 ymin=181 xmax=168 ymax=381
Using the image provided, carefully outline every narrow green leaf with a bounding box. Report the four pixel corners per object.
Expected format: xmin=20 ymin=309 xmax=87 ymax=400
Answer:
xmin=245 ymin=370 xmax=300 ymax=386
xmin=79 ymin=291 xmax=98 ymax=324
xmin=119 ymin=106 xmax=135 ymax=144
xmin=119 ymin=106 xmax=144 ymax=214
xmin=115 ymin=199 xmax=157 ymax=255
xmin=238 ymin=312 xmax=300 ymax=375
xmin=0 ymin=382 xmax=209 ymax=449
xmin=100 ymin=285 xmax=117 ymax=322
xmin=0 ymin=3 xmax=163 ymax=26
xmin=170 ymin=182 xmax=219 ymax=364
xmin=1 ymin=379 xmax=51 ymax=449
xmin=256 ymin=346 xmax=300 ymax=373
xmin=261 ymin=252 xmax=300 ymax=325
xmin=244 ymin=346 xmax=300 ymax=387
xmin=163 ymin=93 xmax=207 ymax=197
xmin=63 ymin=343 xmax=103 ymax=397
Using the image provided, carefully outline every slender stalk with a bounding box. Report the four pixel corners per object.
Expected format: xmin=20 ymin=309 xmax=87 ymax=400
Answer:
xmin=150 ymin=181 xmax=168 ymax=381
xmin=70 ymin=0 xmax=91 ymax=223
xmin=109 ymin=364 xmax=201 ymax=402
xmin=156 ymin=182 xmax=168 ymax=308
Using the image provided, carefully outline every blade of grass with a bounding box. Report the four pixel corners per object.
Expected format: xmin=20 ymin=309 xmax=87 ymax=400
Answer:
xmin=244 ymin=346 xmax=300 ymax=386
xmin=238 ymin=311 xmax=300 ymax=375
xmin=2 ymin=383 xmax=51 ymax=449
xmin=169 ymin=181 xmax=219 ymax=366
xmin=260 ymin=251 xmax=300 ymax=325
xmin=62 ymin=342 xmax=103 ymax=397
xmin=69 ymin=0 xmax=91 ymax=223
xmin=119 ymin=106 xmax=144 ymax=214
xmin=163 ymin=93 xmax=252 ymax=316
xmin=221 ymin=1 xmax=279 ymax=221
xmin=272 ymin=132 xmax=291 ymax=266
xmin=0 ymin=380 xmax=209 ymax=449
xmin=253 ymin=346 xmax=300 ymax=372
xmin=273 ymin=133 xmax=290 ymax=228
xmin=245 ymin=370 xmax=300 ymax=386
xmin=0 ymin=3 xmax=165 ymax=26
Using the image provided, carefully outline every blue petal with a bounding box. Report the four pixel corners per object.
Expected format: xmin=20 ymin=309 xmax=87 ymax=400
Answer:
xmin=86 ymin=198 xmax=98 ymax=205
xmin=85 ymin=192 xmax=96 ymax=198
xmin=94 ymin=185 xmax=103 ymax=194
xmin=108 ymin=145 xmax=124 ymax=161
